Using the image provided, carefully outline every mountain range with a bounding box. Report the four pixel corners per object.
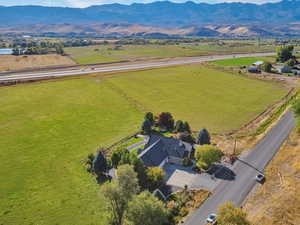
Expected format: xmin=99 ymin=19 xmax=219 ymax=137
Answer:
xmin=2 ymin=0 xmax=300 ymax=37
xmin=1 ymin=0 xmax=300 ymax=26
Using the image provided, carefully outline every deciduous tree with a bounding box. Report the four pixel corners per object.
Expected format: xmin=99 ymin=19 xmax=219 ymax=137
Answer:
xmin=146 ymin=167 xmax=165 ymax=191
xmin=195 ymin=145 xmax=223 ymax=170
xmin=125 ymin=191 xmax=169 ymax=225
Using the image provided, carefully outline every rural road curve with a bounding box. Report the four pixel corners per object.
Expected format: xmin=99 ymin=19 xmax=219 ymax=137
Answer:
xmin=0 ymin=52 xmax=275 ymax=82
xmin=184 ymin=110 xmax=295 ymax=225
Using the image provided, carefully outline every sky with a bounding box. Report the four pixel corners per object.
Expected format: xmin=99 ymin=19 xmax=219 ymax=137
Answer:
xmin=0 ymin=0 xmax=282 ymax=8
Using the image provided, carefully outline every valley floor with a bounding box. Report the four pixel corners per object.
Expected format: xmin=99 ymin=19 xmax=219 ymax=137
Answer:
xmin=0 ymin=64 xmax=287 ymax=225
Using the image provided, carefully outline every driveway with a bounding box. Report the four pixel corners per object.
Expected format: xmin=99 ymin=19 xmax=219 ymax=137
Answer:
xmin=164 ymin=164 xmax=218 ymax=192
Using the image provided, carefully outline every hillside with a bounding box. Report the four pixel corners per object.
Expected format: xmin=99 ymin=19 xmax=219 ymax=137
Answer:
xmin=2 ymin=23 xmax=300 ymax=37
xmin=1 ymin=0 xmax=300 ymax=27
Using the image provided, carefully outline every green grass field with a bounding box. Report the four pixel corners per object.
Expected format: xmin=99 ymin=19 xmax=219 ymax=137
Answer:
xmin=0 ymin=65 xmax=286 ymax=225
xmin=211 ymin=56 xmax=276 ymax=67
xmin=66 ymin=42 xmax=275 ymax=65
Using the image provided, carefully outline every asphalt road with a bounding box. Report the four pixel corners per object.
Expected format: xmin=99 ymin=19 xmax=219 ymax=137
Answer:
xmin=184 ymin=110 xmax=295 ymax=225
xmin=0 ymin=52 xmax=275 ymax=82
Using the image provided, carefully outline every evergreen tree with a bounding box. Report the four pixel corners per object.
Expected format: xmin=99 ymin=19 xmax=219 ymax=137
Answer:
xmin=197 ymin=128 xmax=211 ymax=145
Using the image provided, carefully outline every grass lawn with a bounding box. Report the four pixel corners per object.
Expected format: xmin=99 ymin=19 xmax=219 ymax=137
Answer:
xmin=0 ymin=64 xmax=286 ymax=225
xmin=65 ymin=42 xmax=275 ymax=65
xmin=211 ymin=56 xmax=276 ymax=67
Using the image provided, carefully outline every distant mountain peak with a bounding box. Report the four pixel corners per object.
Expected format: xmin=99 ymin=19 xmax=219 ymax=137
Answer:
xmin=1 ymin=0 xmax=300 ymax=26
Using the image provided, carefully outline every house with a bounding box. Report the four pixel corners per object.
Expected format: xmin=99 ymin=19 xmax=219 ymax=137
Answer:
xmin=248 ymin=65 xmax=260 ymax=73
xmin=138 ymin=135 xmax=193 ymax=168
xmin=274 ymin=65 xmax=292 ymax=74
xmin=252 ymin=61 xmax=264 ymax=67
xmin=248 ymin=61 xmax=264 ymax=73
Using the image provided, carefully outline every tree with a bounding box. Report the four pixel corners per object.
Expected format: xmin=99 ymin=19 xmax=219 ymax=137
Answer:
xmin=55 ymin=44 xmax=64 ymax=55
xmin=102 ymin=181 xmax=127 ymax=225
xmin=146 ymin=167 xmax=165 ymax=191
xmin=129 ymin=154 xmax=148 ymax=190
xmin=217 ymin=202 xmax=250 ymax=225
xmin=92 ymin=151 xmax=107 ymax=175
xmin=286 ymin=58 xmax=297 ymax=67
xmin=141 ymin=119 xmax=152 ymax=135
xmin=117 ymin=164 xmax=140 ymax=200
xmin=111 ymin=146 xmax=128 ymax=168
xmin=145 ymin=112 xmax=155 ymax=126
xmin=125 ymin=191 xmax=169 ymax=225
xmin=178 ymin=131 xmax=195 ymax=144
xmin=195 ymin=145 xmax=223 ymax=170
xmin=197 ymin=128 xmax=211 ymax=145
xmin=158 ymin=112 xmax=174 ymax=131
xmin=102 ymin=165 xmax=140 ymax=225
xmin=276 ymin=45 xmax=294 ymax=62
xmin=182 ymin=121 xmax=191 ymax=133
xmin=174 ymin=120 xmax=185 ymax=133
xmin=261 ymin=62 xmax=272 ymax=73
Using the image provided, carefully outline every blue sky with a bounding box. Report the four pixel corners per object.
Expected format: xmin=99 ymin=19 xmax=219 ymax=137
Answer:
xmin=0 ymin=0 xmax=281 ymax=8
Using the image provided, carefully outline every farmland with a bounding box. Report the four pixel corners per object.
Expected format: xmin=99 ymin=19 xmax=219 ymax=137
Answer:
xmin=211 ymin=56 xmax=276 ymax=67
xmin=0 ymin=54 xmax=75 ymax=72
xmin=0 ymin=64 xmax=286 ymax=225
xmin=65 ymin=41 xmax=276 ymax=65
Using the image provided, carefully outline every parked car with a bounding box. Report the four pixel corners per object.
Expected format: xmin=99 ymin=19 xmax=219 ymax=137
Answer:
xmin=255 ymin=173 xmax=265 ymax=183
xmin=206 ymin=213 xmax=217 ymax=224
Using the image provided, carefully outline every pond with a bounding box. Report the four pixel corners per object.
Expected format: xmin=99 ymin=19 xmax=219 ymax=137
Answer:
xmin=0 ymin=48 xmax=13 ymax=55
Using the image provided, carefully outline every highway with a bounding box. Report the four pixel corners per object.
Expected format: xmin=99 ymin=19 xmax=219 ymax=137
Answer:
xmin=0 ymin=52 xmax=275 ymax=82
xmin=184 ymin=110 xmax=295 ymax=225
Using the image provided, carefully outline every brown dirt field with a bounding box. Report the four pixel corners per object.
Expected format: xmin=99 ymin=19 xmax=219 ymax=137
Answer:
xmin=244 ymin=130 xmax=300 ymax=225
xmin=0 ymin=54 xmax=76 ymax=71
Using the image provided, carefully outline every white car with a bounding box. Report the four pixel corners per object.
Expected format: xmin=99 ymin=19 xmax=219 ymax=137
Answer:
xmin=255 ymin=173 xmax=265 ymax=183
xmin=206 ymin=213 xmax=217 ymax=224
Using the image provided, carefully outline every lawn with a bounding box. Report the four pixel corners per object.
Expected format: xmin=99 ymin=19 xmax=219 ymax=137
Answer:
xmin=211 ymin=56 xmax=276 ymax=67
xmin=0 ymin=64 xmax=286 ymax=225
xmin=65 ymin=41 xmax=276 ymax=65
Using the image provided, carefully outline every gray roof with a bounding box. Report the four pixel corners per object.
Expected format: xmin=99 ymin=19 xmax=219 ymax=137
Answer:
xmin=138 ymin=135 xmax=189 ymax=167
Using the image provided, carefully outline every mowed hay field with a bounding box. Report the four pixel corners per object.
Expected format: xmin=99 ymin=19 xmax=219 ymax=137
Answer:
xmin=0 ymin=65 xmax=286 ymax=225
xmin=106 ymin=65 xmax=286 ymax=132
xmin=0 ymin=54 xmax=75 ymax=71
xmin=0 ymin=79 xmax=142 ymax=225
xmin=65 ymin=42 xmax=275 ymax=65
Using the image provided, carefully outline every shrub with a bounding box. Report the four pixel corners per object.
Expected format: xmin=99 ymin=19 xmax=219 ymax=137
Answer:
xmin=179 ymin=207 xmax=189 ymax=217
xmin=217 ymin=202 xmax=250 ymax=225
xmin=182 ymin=157 xmax=193 ymax=167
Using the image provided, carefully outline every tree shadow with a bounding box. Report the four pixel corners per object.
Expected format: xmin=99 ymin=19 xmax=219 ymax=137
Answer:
xmin=207 ymin=164 xmax=236 ymax=181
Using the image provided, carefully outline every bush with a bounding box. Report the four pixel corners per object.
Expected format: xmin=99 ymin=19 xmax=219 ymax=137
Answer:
xmin=179 ymin=207 xmax=189 ymax=217
xmin=217 ymin=202 xmax=250 ymax=225
xmin=182 ymin=157 xmax=193 ymax=167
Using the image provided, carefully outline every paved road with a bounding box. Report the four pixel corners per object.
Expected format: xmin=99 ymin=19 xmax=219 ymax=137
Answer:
xmin=0 ymin=52 xmax=275 ymax=82
xmin=185 ymin=110 xmax=295 ymax=225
